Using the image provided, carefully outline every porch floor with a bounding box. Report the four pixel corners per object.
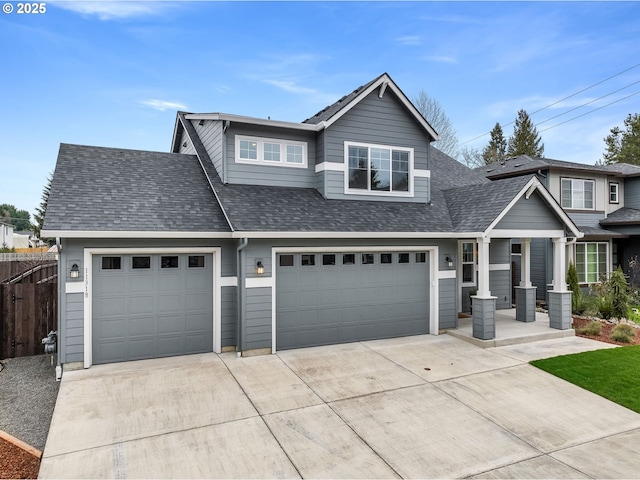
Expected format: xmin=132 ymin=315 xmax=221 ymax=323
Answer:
xmin=446 ymin=308 xmax=575 ymax=348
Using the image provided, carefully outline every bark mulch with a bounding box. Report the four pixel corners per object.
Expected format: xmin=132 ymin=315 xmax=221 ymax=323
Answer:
xmin=572 ymin=316 xmax=640 ymax=346
xmin=0 ymin=436 xmax=40 ymax=480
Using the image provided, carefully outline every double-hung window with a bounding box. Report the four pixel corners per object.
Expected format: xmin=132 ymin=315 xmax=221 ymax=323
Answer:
xmin=236 ymin=135 xmax=307 ymax=168
xmin=575 ymin=242 xmax=608 ymax=283
xmin=561 ymin=178 xmax=594 ymax=209
xmin=461 ymin=242 xmax=476 ymax=285
xmin=345 ymin=142 xmax=412 ymax=195
xmin=609 ymin=182 xmax=619 ymax=204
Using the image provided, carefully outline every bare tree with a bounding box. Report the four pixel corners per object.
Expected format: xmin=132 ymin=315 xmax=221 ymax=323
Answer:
xmin=412 ymin=90 xmax=459 ymax=157
xmin=458 ymin=146 xmax=484 ymax=169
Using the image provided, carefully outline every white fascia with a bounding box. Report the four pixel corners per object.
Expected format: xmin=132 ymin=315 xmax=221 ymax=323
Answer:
xmin=41 ymin=230 xmax=232 ymax=239
xmin=184 ymin=113 xmax=324 ymax=132
xmin=230 ymin=231 xmax=483 ymax=239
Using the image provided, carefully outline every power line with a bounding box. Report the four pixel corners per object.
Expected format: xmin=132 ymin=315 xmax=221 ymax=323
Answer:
xmin=460 ymin=63 xmax=640 ymax=145
xmin=538 ymin=90 xmax=640 ymax=133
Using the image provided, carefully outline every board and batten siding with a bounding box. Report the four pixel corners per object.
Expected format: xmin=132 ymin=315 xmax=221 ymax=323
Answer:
xmin=194 ymin=120 xmax=224 ymax=179
xmin=225 ymin=124 xmax=316 ymax=188
xmin=496 ymin=192 xmax=564 ymax=230
xmin=624 ymin=177 xmax=640 ymax=209
xmin=319 ymin=89 xmax=431 ymax=203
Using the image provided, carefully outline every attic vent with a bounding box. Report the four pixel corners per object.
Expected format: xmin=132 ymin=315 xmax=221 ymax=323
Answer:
xmin=486 ymin=168 xmax=494 ymax=173
xmin=513 ymin=163 xmax=522 ymax=168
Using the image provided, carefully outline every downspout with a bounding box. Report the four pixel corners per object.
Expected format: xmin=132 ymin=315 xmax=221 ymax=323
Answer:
xmin=55 ymin=237 xmax=62 ymax=381
xmin=236 ymin=237 xmax=248 ymax=356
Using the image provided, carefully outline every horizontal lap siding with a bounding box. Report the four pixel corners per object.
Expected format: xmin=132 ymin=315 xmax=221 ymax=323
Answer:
xmin=625 ymin=177 xmax=640 ymax=208
xmin=531 ymin=238 xmax=549 ymax=300
xmin=221 ymin=286 xmax=237 ymax=347
xmin=195 ymin=120 xmax=223 ymax=177
xmin=322 ymin=90 xmax=430 ymax=203
xmin=65 ymin=293 xmax=84 ymax=363
xmin=496 ymin=192 xmax=563 ymax=230
xmin=226 ymin=125 xmax=316 ymax=188
xmin=178 ymin=130 xmax=196 ymax=155
xmin=438 ymin=278 xmax=457 ymax=329
xmin=490 ymin=270 xmax=511 ymax=309
xmin=244 ymin=287 xmax=272 ymax=350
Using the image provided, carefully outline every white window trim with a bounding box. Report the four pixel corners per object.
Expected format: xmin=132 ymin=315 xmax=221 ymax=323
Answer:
xmin=561 ymin=177 xmax=595 ymax=210
xmin=344 ymin=141 xmax=414 ymax=197
xmin=609 ymin=182 xmax=619 ymax=204
xmin=459 ymin=241 xmax=477 ymax=287
xmin=574 ymin=241 xmax=610 ymax=284
xmin=235 ymin=135 xmax=308 ymax=169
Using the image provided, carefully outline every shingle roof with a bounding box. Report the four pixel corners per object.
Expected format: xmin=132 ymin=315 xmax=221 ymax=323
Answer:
xmin=600 ymin=207 xmax=640 ymax=226
xmin=578 ymin=225 xmax=628 ymax=239
xmin=43 ymin=143 xmax=231 ymax=232
xmin=601 ymin=163 xmax=640 ymax=176
xmin=476 ymin=155 xmax=614 ymax=179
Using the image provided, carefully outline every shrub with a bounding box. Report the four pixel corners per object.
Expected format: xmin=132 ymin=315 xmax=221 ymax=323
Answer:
xmin=628 ymin=307 xmax=640 ymax=325
xmin=578 ymin=321 xmax=602 ymax=336
xmin=609 ymin=267 xmax=631 ymax=319
xmin=611 ymin=324 xmax=636 ymax=343
xmin=597 ymin=295 xmax=615 ymax=320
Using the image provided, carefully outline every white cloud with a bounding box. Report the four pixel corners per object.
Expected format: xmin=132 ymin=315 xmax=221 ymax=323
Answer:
xmin=396 ymin=35 xmax=421 ymax=46
xmin=423 ymin=55 xmax=458 ymax=64
xmin=140 ymin=99 xmax=187 ymax=111
xmin=262 ymin=79 xmax=319 ymax=96
xmin=50 ymin=1 xmax=179 ymax=20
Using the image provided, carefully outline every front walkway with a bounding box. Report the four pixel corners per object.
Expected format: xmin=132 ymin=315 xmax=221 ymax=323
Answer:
xmin=448 ymin=308 xmax=575 ymax=347
xmin=39 ymin=334 xmax=640 ymax=479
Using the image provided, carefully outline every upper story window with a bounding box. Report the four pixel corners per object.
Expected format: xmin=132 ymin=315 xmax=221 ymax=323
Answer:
xmin=561 ymin=178 xmax=594 ymax=210
xmin=345 ymin=142 xmax=413 ymax=196
xmin=236 ymin=135 xmax=307 ymax=168
xmin=609 ymin=182 xmax=619 ymax=204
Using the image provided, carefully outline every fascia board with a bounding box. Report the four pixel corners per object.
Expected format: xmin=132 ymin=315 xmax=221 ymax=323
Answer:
xmin=229 ymin=231 xmax=483 ymax=239
xmin=321 ymin=74 xmax=440 ymax=141
xmin=184 ymin=113 xmax=323 ymax=132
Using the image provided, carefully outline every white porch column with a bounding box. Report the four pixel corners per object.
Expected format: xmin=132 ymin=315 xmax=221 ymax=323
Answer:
xmin=477 ymin=237 xmax=491 ymax=297
xmin=520 ymin=238 xmax=532 ymax=287
xmin=552 ymin=237 xmax=568 ymax=292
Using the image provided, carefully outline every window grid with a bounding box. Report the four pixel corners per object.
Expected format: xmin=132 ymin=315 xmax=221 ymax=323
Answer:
xmin=575 ymin=242 xmax=608 ymax=283
xmin=561 ymin=178 xmax=594 ymax=209
xmin=236 ymin=136 xmax=307 ymax=168
xmin=609 ymin=183 xmax=619 ymax=203
xmin=346 ymin=142 xmax=412 ymax=195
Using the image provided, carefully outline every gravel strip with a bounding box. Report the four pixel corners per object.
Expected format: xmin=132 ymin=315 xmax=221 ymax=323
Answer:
xmin=0 ymin=355 xmax=60 ymax=452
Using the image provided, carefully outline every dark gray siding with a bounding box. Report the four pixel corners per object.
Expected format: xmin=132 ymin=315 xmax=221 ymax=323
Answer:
xmin=439 ymin=278 xmax=457 ymax=329
xmin=244 ymin=287 xmax=272 ymax=350
xmin=221 ymin=286 xmax=237 ymax=347
xmin=195 ymin=120 xmax=224 ymax=178
xmin=490 ymin=270 xmax=511 ymax=309
xmin=65 ymin=293 xmax=84 ymax=363
xmin=320 ymin=89 xmax=431 ymax=203
xmin=496 ymin=191 xmax=563 ymax=230
xmin=225 ymin=124 xmax=316 ymax=188
xmin=490 ymin=238 xmax=511 ymax=264
xmin=178 ymin=130 xmax=196 ymax=155
xmin=625 ymin=177 xmax=640 ymax=208
xmin=568 ymin=212 xmax=606 ymax=227
xmin=531 ymin=238 xmax=551 ymax=301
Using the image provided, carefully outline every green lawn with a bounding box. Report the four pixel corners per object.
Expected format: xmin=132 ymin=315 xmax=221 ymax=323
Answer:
xmin=531 ymin=346 xmax=640 ymax=413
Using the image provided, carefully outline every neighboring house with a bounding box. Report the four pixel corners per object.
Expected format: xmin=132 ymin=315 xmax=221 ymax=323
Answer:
xmin=43 ymin=73 xmax=581 ymax=370
xmin=13 ymin=230 xmax=42 ymax=249
xmin=477 ymin=156 xmax=640 ymax=297
xmin=1 ymin=222 xmax=14 ymax=249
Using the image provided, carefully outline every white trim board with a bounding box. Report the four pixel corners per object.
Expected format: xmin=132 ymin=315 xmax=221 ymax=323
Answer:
xmin=82 ymin=247 xmax=222 ymax=369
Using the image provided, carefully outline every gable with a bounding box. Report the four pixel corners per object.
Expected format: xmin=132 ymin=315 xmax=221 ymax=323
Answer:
xmin=495 ymin=190 xmax=564 ymax=231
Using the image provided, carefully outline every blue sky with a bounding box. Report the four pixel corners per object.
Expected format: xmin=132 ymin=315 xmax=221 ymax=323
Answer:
xmin=2 ymin=1 xmax=639 ymax=218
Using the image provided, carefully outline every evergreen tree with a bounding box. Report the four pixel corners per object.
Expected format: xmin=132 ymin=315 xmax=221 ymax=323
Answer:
xmin=506 ymin=109 xmax=544 ymax=157
xmin=34 ymin=172 xmax=54 ymax=245
xmin=602 ymin=113 xmax=640 ymax=165
xmin=482 ymin=123 xmax=507 ymax=164
xmin=0 ymin=204 xmax=32 ymax=230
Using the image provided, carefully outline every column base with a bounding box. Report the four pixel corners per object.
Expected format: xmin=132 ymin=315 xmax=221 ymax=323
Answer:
xmin=548 ymin=291 xmax=572 ymax=330
xmin=515 ymin=286 xmax=537 ymax=323
xmin=471 ymin=296 xmax=497 ymax=340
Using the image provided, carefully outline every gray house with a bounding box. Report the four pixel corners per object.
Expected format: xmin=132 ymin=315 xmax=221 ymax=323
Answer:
xmin=477 ymin=156 xmax=640 ymax=296
xmin=43 ymin=73 xmax=581 ymax=371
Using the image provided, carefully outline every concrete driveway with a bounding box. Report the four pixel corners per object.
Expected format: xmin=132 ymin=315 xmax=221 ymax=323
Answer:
xmin=39 ymin=335 xmax=640 ymax=479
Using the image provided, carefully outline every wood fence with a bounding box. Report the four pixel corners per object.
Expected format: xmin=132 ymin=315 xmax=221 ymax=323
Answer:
xmin=0 ymin=259 xmax=58 ymax=359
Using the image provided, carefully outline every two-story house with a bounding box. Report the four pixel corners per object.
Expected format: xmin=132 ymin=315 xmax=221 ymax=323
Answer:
xmin=1 ymin=222 xmax=14 ymax=249
xmin=477 ymin=156 xmax=640 ymax=297
xmin=43 ymin=73 xmax=581 ymax=371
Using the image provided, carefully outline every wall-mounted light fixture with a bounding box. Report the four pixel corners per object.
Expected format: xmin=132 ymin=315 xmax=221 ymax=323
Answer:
xmin=445 ymin=256 xmax=453 ymax=268
xmin=70 ymin=263 xmax=79 ymax=278
xmin=182 ymin=141 xmax=188 ymax=148
xmin=198 ymin=119 xmax=205 ymax=126
xmin=256 ymin=260 xmax=264 ymax=275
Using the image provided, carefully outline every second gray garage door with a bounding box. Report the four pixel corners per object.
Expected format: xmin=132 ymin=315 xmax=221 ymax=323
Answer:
xmin=276 ymin=251 xmax=430 ymax=350
xmin=92 ymin=253 xmax=213 ymax=364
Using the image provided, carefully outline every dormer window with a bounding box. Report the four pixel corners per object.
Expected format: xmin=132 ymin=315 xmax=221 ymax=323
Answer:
xmin=236 ymin=135 xmax=307 ymax=168
xmin=345 ymin=141 xmax=413 ymax=196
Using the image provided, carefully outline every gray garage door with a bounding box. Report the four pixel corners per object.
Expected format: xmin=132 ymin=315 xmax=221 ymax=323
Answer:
xmin=92 ymin=253 xmax=213 ymax=364
xmin=276 ymin=251 xmax=430 ymax=350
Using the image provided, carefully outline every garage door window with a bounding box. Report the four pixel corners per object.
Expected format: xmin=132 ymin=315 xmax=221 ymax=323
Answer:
xmin=399 ymin=253 xmax=410 ymax=264
xmin=161 ymin=256 xmax=179 ymax=269
xmin=416 ymin=253 xmax=426 ymax=263
xmin=301 ymin=254 xmax=315 ymax=266
xmin=343 ymin=254 xmax=355 ymax=265
xmin=102 ymin=257 xmax=121 ymax=270
xmin=362 ymin=253 xmax=374 ymax=265
xmin=279 ymin=255 xmax=294 ymax=267
xmin=381 ymin=253 xmax=392 ymax=264
xmin=322 ymin=254 xmax=336 ymax=266
xmin=132 ymin=256 xmax=150 ymax=269
xmin=188 ymin=255 xmax=205 ymax=268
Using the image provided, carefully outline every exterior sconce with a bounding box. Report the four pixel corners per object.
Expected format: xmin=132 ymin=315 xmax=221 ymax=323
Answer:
xmin=445 ymin=256 xmax=453 ymax=268
xmin=256 ymin=260 xmax=264 ymax=275
xmin=70 ymin=263 xmax=79 ymax=278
